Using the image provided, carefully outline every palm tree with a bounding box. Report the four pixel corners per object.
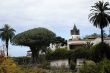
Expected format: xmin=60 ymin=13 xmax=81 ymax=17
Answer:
xmin=89 ymin=1 xmax=110 ymax=43
xmin=0 ymin=24 xmax=15 ymax=56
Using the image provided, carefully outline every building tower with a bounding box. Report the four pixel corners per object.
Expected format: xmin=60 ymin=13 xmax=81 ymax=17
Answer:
xmin=70 ymin=24 xmax=80 ymax=40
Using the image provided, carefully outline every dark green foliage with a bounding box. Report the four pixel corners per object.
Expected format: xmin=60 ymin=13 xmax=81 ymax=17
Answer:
xmin=53 ymin=36 xmax=67 ymax=49
xmin=68 ymin=42 xmax=93 ymax=60
xmin=68 ymin=49 xmax=84 ymax=59
xmin=12 ymin=27 xmax=56 ymax=47
xmin=68 ymin=47 xmax=91 ymax=60
xmin=79 ymin=61 xmax=97 ymax=73
xmin=68 ymin=42 xmax=110 ymax=63
xmin=46 ymin=46 xmax=91 ymax=60
xmin=91 ymin=43 xmax=110 ymax=62
xmin=12 ymin=57 xmax=31 ymax=65
xmin=79 ymin=59 xmax=110 ymax=73
xmin=98 ymin=58 xmax=110 ymax=73
xmin=46 ymin=48 xmax=68 ymax=60
xmin=12 ymin=27 xmax=56 ymax=63
xmin=82 ymin=42 xmax=93 ymax=49
xmin=89 ymin=1 xmax=110 ymax=42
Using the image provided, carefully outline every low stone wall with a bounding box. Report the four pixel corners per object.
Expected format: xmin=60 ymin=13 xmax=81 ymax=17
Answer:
xmin=50 ymin=59 xmax=69 ymax=68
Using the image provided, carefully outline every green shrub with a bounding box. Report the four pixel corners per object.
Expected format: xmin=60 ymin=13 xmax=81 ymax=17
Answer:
xmin=20 ymin=66 xmax=46 ymax=73
xmin=79 ymin=59 xmax=110 ymax=73
xmin=91 ymin=42 xmax=110 ymax=62
xmin=46 ymin=43 xmax=93 ymax=60
xmin=68 ymin=47 xmax=91 ymax=60
xmin=12 ymin=56 xmax=31 ymax=65
xmin=79 ymin=60 xmax=97 ymax=73
xmin=46 ymin=48 xmax=68 ymax=60
xmin=68 ymin=42 xmax=110 ymax=63
xmin=37 ymin=61 xmax=50 ymax=69
xmin=97 ymin=58 xmax=110 ymax=73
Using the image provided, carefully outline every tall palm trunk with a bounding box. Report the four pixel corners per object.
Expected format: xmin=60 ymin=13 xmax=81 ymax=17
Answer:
xmin=101 ymin=28 xmax=104 ymax=43
xmin=6 ymin=40 xmax=9 ymax=57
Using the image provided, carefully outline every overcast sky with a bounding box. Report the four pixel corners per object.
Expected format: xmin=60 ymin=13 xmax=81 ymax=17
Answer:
xmin=0 ymin=0 xmax=110 ymax=57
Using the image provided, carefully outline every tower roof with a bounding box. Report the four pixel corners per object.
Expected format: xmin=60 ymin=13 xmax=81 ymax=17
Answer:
xmin=73 ymin=24 xmax=77 ymax=31
xmin=71 ymin=24 xmax=80 ymax=35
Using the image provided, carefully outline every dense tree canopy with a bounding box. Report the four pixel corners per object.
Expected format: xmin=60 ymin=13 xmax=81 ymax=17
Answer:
xmin=12 ymin=27 xmax=56 ymax=63
xmin=12 ymin=27 xmax=56 ymax=47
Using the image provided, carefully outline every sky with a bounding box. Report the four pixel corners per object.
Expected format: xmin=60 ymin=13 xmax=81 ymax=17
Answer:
xmin=0 ymin=0 xmax=110 ymax=57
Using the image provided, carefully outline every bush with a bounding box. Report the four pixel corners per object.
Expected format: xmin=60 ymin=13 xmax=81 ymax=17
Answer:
xmin=0 ymin=50 xmax=21 ymax=73
xmin=46 ymin=48 xmax=68 ymax=60
xmin=67 ymin=47 xmax=91 ymax=60
xmin=79 ymin=60 xmax=97 ymax=73
xmin=12 ymin=57 xmax=31 ymax=65
xmin=20 ymin=66 xmax=46 ymax=73
xmin=91 ymin=42 xmax=110 ymax=62
xmin=79 ymin=59 xmax=110 ymax=73
xmin=1 ymin=58 xmax=21 ymax=73
xmin=0 ymin=57 xmax=21 ymax=73
xmin=46 ymin=43 xmax=93 ymax=60
xmin=97 ymin=58 xmax=110 ymax=73
xmin=68 ymin=42 xmax=110 ymax=63
xmin=37 ymin=61 xmax=50 ymax=69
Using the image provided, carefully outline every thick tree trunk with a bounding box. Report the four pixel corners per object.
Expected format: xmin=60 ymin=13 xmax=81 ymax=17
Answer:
xmin=34 ymin=50 xmax=39 ymax=63
xmin=30 ymin=46 xmax=39 ymax=64
xmin=101 ymin=28 xmax=104 ymax=43
xmin=31 ymin=49 xmax=36 ymax=63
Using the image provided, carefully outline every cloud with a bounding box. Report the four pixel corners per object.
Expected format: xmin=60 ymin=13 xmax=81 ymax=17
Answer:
xmin=0 ymin=0 xmax=109 ymax=40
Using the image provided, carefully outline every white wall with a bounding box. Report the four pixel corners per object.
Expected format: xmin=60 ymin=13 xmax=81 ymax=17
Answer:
xmin=50 ymin=59 xmax=69 ymax=68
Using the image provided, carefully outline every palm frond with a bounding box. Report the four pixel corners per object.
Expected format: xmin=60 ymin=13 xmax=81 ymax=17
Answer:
xmin=0 ymin=24 xmax=15 ymax=41
xmin=89 ymin=1 xmax=110 ymax=29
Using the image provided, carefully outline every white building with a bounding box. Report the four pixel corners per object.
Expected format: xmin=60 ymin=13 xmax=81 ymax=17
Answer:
xmin=50 ymin=25 xmax=110 ymax=68
xmin=67 ymin=25 xmax=110 ymax=50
